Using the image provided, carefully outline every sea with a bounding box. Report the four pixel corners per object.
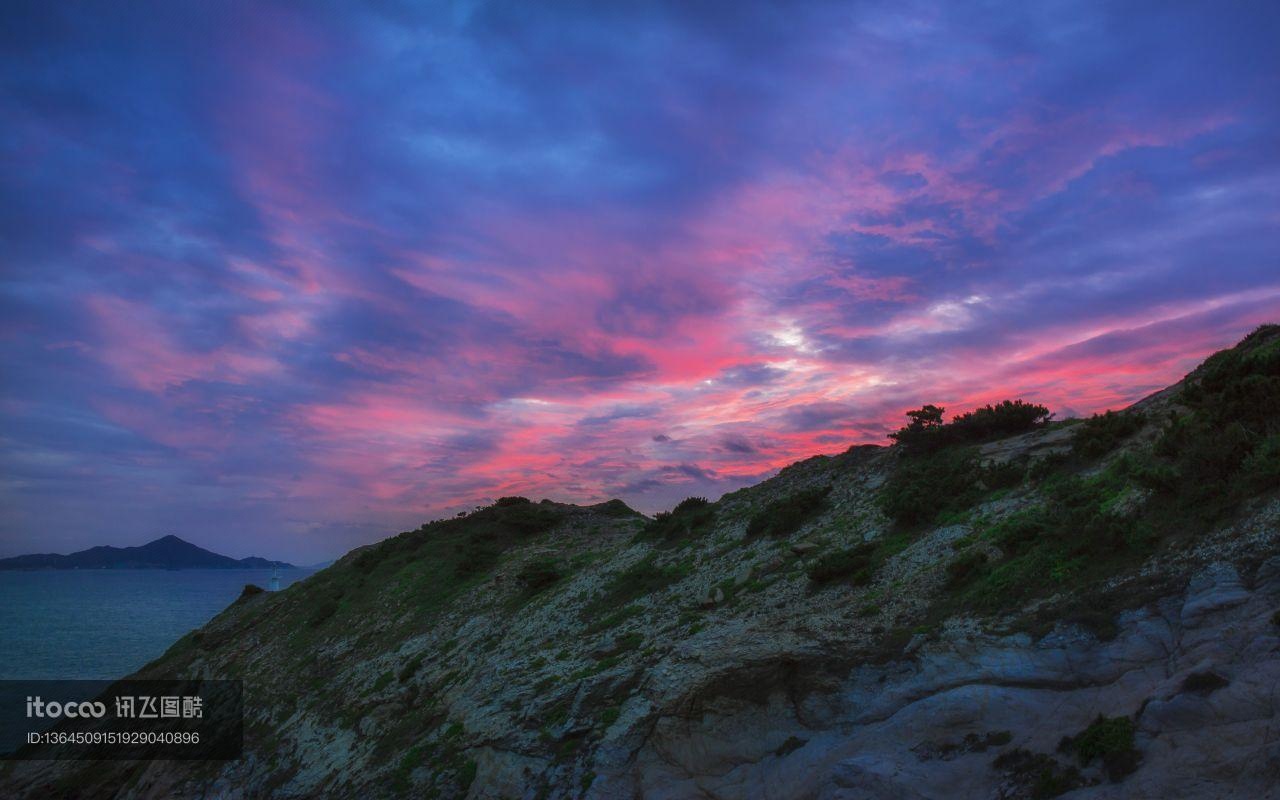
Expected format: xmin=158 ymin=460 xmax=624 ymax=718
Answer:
xmin=0 ymin=569 xmax=316 ymax=680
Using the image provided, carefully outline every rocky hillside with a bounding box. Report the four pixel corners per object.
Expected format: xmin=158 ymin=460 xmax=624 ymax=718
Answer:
xmin=5 ymin=326 xmax=1279 ymax=800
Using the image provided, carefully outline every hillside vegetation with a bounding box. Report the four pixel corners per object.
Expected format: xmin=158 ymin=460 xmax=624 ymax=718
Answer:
xmin=4 ymin=326 xmax=1279 ymax=800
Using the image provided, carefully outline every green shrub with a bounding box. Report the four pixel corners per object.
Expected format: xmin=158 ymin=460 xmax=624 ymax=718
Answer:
xmin=945 ymin=550 xmax=989 ymax=588
xmin=747 ymin=486 xmax=830 ymax=538
xmin=583 ymin=557 xmax=690 ymax=618
xmin=1061 ymin=715 xmax=1140 ymax=781
xmin=643 ymin=497 xmax=716 ymax=542
xmin=1140 ymin=325 xmax=1280 ymax=522
xmin=936 ymin=329 xmax=1280 ymax=628
xmin=992 ymin=749 xmax=1084 ymax=799
xmin=1178 ymin=671 xmax=1229 ymax=696
xmin=984 ymin=459 xmax=1026 ymax=489
xmin=495 ymin=496 xmax=531 ymax=506
xmin=495 ymin=502 xmax=564 ymax=536
xmin=807 ymin=544 xmax=875 ymax=584
xmin=595 ymin=498 xmax=641 ymax=518
xmin=947 ymin=466 xmax=1154 ymax=610
xmin=398 ymin=654 xmax=424 ymax=682
xmin=309 ymin=598 xmax=339 ymax=627
xmin=949 ymin=400 xmax=1053 ymax=441
xmin=878 ymin=448 xmax=983 ymax=526
xmin=1028 ymin=452 xmax=1070 ymax=483
xmin=890 ymin=400 xmax=1051 ymax=452
xmin=454 ymin=538 xmax=500 ymax=577
xmin=610 ymin=632 xmax=643 ymax=653
xmin=517 ymin=557 xmax=563 ymax=594
xmin=1071 ymin=410 xmax=1145 ymax=459
xmin=584 ymin=604 xmax=641 ymax=635
xmin=1242 ymin=433 xmax=1280 ymax=493
xmin=458 ymin=759 xmax=478 ymax=790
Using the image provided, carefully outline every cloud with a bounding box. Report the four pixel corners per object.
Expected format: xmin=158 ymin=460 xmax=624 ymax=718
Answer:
xmin=2 ymin=0 xmax=1278 ymax=561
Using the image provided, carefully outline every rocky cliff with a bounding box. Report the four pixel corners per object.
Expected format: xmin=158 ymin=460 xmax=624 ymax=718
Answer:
xmin=5 ymin=326 xmax=1279 ymax=800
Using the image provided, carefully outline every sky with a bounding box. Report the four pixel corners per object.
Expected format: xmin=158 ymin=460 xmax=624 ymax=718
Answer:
xmin=2 ymin=1 xmax=1278 ymax=562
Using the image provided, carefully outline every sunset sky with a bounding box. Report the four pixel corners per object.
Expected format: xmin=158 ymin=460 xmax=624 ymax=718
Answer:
xmin=3 ymin=1 xmax=1278 ymax=561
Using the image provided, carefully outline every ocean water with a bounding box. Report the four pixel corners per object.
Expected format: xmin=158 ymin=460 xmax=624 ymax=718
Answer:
xmin=0 ymin=570 xmax=315 ymax=680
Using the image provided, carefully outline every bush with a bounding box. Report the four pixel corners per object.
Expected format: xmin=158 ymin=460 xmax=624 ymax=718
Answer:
xmin=1071 ymin=411 xmax=1145 ymax=459
xmin=878 ymin=448 xmax=984 ymax=526
xmin=595 ymin=498 xmax=641 ymax=518
xmin=1140 ymin=325 xmax=1280 ymax=522
xmin=495 ymin=496 xmax=531 ymax=506
xmin=992 ymin=749 xmax=1084 ymax=798
xmin=949 ymin=400 xmax=1053 ymax=441
xmin=984 ymin=459 xmax=1026 ymax=490
xmin=309 ymin=598 xmax=339 ymax=627
xmin=516 ymin=557 xmax=563 ymax=593
xmin=398 ymin=654 xmax=424 ymax=682
xmin=889 ymin=400 xmax=1051 ymax=452
xmin=1178 ymin=671 xmax=1228 ymax=696
xmin=935 ymin=330 xmax=1280 ymax=624
xmin=495 ymin=502 xmax=563 ymax=536
xmin=746 ymin=487 xmax=830 ymax=538
xmin=643 ymin=497 xmax=716 ymax=542
xmin=584 ymin=556 xmax=691 ymax=617
xmin=454 ymin=537 xmax=501 ymax=577
xmin=1061 ymin=715 xmax=1140 ymax=781
xmin=945 ymin=550 xmax=989 ymax=588
xmin=947 ymin=466 xmax=1153 ymax=611
xmin=888 ymin=404 xmax=946 ymax=450
xmin=673 ymin=496 xmax=710 ymax=514
xmin=807 ymin=543 xmax=875 ymax=584
xmin=1242 ymin=433 xmax=1280 ymax=493
xmin=458 ymin=759 xmax=478 ymax=790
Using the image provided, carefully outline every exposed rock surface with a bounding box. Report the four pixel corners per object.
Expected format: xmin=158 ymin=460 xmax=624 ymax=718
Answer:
xmin=608 ymin=558 xmax=1280 ymax=800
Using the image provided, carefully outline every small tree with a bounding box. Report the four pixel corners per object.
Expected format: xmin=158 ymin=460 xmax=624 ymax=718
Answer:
xmin=889 ymin=404 xmax=946 ymax=449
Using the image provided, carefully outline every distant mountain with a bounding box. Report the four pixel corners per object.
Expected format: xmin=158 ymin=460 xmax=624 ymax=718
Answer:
xmin=0 ymin=535 xmax=295 ymax=570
